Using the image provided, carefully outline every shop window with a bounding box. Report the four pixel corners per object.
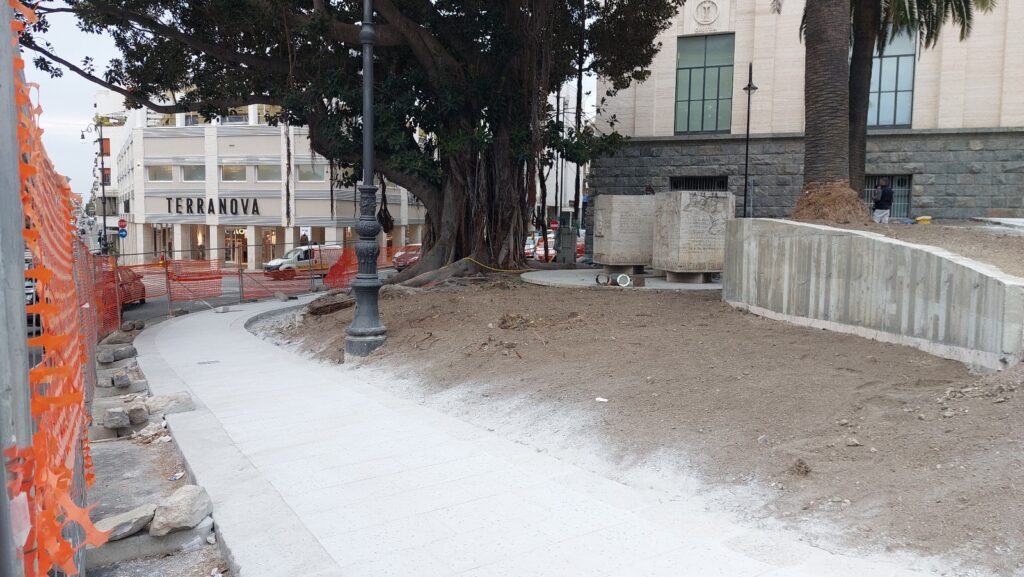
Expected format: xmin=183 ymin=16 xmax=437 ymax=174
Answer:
xmin=257 ymin=164 xmax=282 ymax=182
xmin=298 ymin=164 xmax=326 ymax=182
xmin=221 ymin=165 xmax=247 ymax=182
xmin=182 ymin=165 xmax=206 ymax=182
xmin=147 ymin=165 xmax=172 ymax=182
xmin=675 ymin=34 xmax=734 ymax=134
xmin=869 ymin=33 xmax=915 ymax=127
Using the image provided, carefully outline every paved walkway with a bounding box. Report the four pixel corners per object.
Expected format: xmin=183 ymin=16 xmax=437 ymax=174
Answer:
xmin=135 ymin=300 xmax=945 ymax=577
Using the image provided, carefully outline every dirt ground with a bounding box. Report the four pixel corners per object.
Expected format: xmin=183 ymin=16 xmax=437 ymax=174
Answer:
xmin=278 ymin=279 xmax=1023 ymax=576
xmin=832 ymin=220 xmax=1024 ymax=278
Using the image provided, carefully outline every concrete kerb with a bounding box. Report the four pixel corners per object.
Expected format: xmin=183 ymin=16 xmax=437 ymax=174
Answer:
xmin=133 ymin=297 xmax=342 ymax=577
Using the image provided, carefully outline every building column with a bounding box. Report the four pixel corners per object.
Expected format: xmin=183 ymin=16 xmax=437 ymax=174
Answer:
xmin=284 ymin=227 xmax=301 ymax=252
xmin=245 ymin=225 xmax=257 ymax=271
xmin=396 ymin=225 xmax=407 ymax=247
xmin=324 ymin=227 xmax=344 ymax=246
xmin=208 ymin=224 xmax=221 ymax=264
xmin=172 ymin=224 xmax=185 ymax=260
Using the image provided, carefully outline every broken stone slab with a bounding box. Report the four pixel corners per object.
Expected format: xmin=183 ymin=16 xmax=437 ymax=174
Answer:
xmin=85 ymin=515 xmax=213 ymax=569
xmin=307 ymin=293 xmax=356 ymax=316
xmin=134 ymin=421 xmax=165 ymax=439
xmin=112 ymin=372 xmax=132 ymax=388
xmin=94 ymin=380 xmax=149 ymax=398
xmin=145 ymin=393 xmax=194 ymax=416
xmin=97 ymin=345 xmax=137 ymax=364
xmin=127 ymin=403 xmax=149 ymax=425
xmin=103 ymin=408 xmax=130 ymax=429
xmin=150 ymin=485 xmax=213 ymax=537
xmin=101 ymin=330 xmax=135 ymax=346
xmin=132 ymin=319 xmax=145 ymax=331
xmin=95 ymin=503 xmax=157 ymax=541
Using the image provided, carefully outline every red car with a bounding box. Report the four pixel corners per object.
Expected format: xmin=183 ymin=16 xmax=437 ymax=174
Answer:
xmin=393 ymin=244 xmax=422 ymax=271
xmin=116 ymin=267 xmax=146 ymax=307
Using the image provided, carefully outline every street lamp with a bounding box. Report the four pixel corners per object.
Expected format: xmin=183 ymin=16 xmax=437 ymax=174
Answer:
xmin=742 ymin=63 xmax=758 ymax=218
xmin=82 ymin=113 xmax=125 ymax=254
xmin=345 ymin=0 xmax=387 ymax=356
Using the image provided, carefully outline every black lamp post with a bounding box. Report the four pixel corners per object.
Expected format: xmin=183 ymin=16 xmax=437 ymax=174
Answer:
xmin=742 ymin=62 xmax=758 ymax=218
xmin=81 ymin=120 xmax=108 ymax=254
xmin=345 ymin=0 xmax=387 ymax=356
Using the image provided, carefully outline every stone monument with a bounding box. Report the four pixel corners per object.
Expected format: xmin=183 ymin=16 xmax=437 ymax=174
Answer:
xmin=592 ymin=195 xmax=655 ymax=274
xmin=653 ymin=190 xmax=735 ymax=283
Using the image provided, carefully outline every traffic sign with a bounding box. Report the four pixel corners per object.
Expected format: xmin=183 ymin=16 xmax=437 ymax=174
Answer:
xmin=118 ymin=229 xmax=128 ymax=239
xmin=117 ymin=218 xmax=127 ymax=229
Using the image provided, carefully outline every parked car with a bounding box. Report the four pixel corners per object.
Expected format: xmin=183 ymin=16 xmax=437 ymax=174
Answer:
xmin=576 ymin=236 xmax=585 ymax=258
xmin=24 ymin=251 xmax=40 ymax=335
xmin=523 ymin=239 xmax=535 ymax=259
xmin=117 ymin=267 xmax=146 ymax=307
xmin=534 ymin=239 xmax=557 ymax=262
xmin=393 ymin=244 xmax=422 ymax=271
xmin=264 ymin=244 xmax=343 ymax=279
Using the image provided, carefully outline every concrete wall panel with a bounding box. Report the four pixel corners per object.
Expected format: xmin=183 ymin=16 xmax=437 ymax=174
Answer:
xmin=724 ymin=218 xmax=1024 ymax=371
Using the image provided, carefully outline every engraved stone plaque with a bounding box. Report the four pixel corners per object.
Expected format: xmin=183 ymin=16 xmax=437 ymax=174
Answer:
xmin=653 ymin=190 xmax=735 ymax=273
xmin=592 ymin=195 xmax=656 ymax=266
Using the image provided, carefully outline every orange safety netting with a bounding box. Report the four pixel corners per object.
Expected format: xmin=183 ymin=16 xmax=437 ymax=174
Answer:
xmin=324 ymin=247 xmax=360 ymax=289
xmin=8 ymin=2 xmax=108 ymax=575
xmin=166 ymin=259 xmax=224 ymax=301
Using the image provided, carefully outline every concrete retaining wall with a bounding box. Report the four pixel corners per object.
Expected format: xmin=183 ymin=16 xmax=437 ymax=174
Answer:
xmin=723 ymin=219 xmax=1024 ymax=371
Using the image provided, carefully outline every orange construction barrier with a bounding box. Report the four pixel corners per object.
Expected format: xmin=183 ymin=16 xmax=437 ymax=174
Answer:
xmin=9 ymin=2 xmax=107 ymax=574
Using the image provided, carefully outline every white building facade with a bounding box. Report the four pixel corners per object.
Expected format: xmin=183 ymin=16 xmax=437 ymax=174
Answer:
xmin=96 ymin=94 xmax=426 ymax=267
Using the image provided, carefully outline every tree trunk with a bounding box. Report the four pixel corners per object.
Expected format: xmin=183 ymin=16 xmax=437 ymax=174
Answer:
xmin=792 ymin=0 xmax=869 ymax=223
xmin=849 ymin=0 xmax=881 ymax=194
xmin=802 ymin=0 xmax=851 ymax=187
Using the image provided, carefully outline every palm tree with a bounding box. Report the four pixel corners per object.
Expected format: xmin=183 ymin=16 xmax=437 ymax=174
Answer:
xmin=791 ymin=0 xmax=868 ymax=222
xmin=849 ymin=0 xmax=996 ymax=192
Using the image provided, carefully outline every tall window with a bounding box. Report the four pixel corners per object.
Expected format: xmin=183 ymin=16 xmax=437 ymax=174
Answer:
xmin=869 ymin=33 xmax=915 ymax=127
xmin=101 ymin=167 xmax=111 ymax=186
xmin=675 ymin=34 xmax=734 ymax=134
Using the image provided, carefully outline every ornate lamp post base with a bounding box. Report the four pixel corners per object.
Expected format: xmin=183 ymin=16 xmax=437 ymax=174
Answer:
xmin=345 ymin=183 xmax=387 ymax=356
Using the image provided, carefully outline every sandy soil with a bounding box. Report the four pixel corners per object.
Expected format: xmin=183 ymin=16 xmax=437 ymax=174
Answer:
xmin=278 ymin=279 xmax=1023 ymax=576
xmin=831 ymin=220 xmax=1024 ymax=278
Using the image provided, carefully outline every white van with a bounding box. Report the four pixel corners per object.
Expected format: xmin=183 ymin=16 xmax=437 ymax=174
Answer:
xmin=263 ymin=244 xmax=343 ymax=279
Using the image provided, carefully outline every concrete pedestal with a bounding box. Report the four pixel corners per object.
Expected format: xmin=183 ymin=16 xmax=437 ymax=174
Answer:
xmin=593 ymin=195 xmax=655 ymax=268
xmin=653 ymin=190 xmax=734 ymax=276
xmin=666 ymin=271 xmax=715 ymax=284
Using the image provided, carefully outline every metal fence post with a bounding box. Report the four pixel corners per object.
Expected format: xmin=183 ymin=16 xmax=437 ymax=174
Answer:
xmin=0 ymin=18 xmax=31 ymax=577
xmin=164 ymin=259 xmax=172 ymax=319
xmin=238 ymin=262 xmax=244 ymax=303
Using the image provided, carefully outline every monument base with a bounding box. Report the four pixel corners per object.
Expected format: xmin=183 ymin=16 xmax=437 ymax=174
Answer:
xmin=603 ymin=264 xmax=646 ymax=275
xmin=666 ymin=271 xmax=716 ymax=284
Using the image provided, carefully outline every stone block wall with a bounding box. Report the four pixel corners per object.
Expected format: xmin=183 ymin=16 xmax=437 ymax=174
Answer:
xmin=587 ymin=128 xmax=1024 ymax=220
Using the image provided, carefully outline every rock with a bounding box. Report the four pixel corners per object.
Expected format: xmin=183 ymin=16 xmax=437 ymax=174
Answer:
xmin=127 ymin=403 xmax=149 ymax=425
xmin=757 ymin=435 xmax=770 ymax=445
xmin=103 ymin=408 xmax=130 ymax=429
xmin=274 ymin=291 xmax=289 ymax=302
xmin=135 ymin=422 xmax=165 ymax=439
xmin=95 ymin=503 xmax=157 ymax=541
xmin=112 ymin=345 xmax=138 ymax=362
xmin=941 ymin=408 xmax=956 ymax=418
xmin=97 ymin=349 xmax=116 ymax=364
xmin=111 ymin=372 xmax=132 ymax=389
xmin=846 ymin=437 xmax=863 ymax=447
xmin=214 ymin=306 xmax=231 ymax=314
xmin=306 ymin=293 xmax=356 ymax=316
xmin=788 ymin=458 xmax=811 ymax=477
xmin=837 ymin=419 xmax=850 ymax=427
xmin=150 ymin=485 xmax=213 ymax=537
xmin=145 ymin=393 xmax=194 ymax=416
xmin=121 ymin=321 xmax=136 ymax=332
xmin=101 ymin=330 xmax=135 ymax=345
xmin=132 ymin=319 xmax=145 ymax=331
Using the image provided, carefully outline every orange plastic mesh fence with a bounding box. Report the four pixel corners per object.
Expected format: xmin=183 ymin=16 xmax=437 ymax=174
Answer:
xmin=121 ymin=262 xmax=169 ymax=300
xmin=8 ymin=3 xmax=108 ymax=575
xmin=93 ymin=256 xmax=119 ymax=339
xmin=166 ymin=260 xmax=224 ymax=301
xmin=240 ymin=269 xmax=315 ymax=299
xmin=324 ymin=247 xmax=359 ymax=289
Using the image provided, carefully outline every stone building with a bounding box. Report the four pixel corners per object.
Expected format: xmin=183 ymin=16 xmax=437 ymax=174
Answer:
xmin=589 ymin=0 xmax=1024 ymax=220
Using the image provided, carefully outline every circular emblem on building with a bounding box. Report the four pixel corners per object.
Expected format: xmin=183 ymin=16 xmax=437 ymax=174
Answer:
xmin=694 ymin=0 xmax=719 ymax=25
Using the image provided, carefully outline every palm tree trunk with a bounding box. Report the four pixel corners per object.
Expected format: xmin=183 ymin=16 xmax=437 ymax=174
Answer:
xmin=803 ymin=0 xmax=851 ymax=187
xmin=849 ymin=0 xmax=881 ymax=193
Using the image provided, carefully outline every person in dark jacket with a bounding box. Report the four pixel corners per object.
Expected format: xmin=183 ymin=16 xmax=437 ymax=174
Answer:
xmin=872 ymin=178 xmax=894 ymax=224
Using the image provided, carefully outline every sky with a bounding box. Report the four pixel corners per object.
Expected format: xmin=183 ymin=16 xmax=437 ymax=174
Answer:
xmin=23 ymin=12 xmax=118 ymax=200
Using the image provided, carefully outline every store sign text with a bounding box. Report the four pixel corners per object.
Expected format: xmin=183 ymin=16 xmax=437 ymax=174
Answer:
xmin=167 ymin=197 xmax=261 ymax=215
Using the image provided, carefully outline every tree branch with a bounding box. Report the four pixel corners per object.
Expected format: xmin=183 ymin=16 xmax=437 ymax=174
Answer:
xmin=78 ymin=1 xmax=295 ymax=76
xmin=374 ymin=0 xmax=463 ymax=85
xmin=22 ymin=39 xmax=279 ymax=114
